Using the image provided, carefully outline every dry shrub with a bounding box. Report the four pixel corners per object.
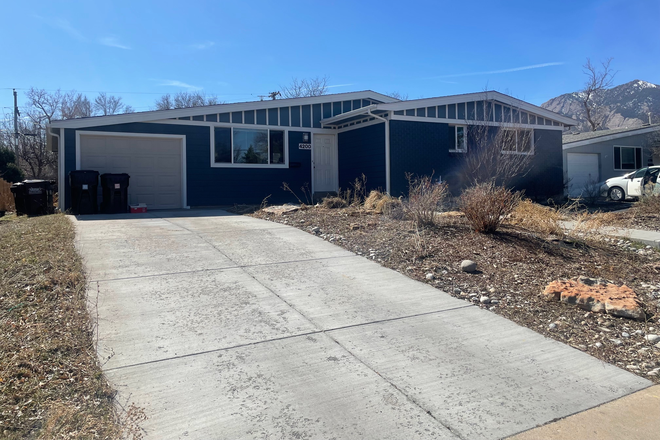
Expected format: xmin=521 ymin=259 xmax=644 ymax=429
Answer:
xmin=364 ymin=190 xmax=403 ymax=214
xmin=507 ymin=199 xmax=564 ymax=237
xmin=459 ymin=182 xmax=522 ymax=233
xmin=634 ymin=193 xmax=660 ymax=215
xmin=339 ymin=174 xmax=368 ymax=206
xmin=404 ymin=174 xmax=448 ymax=227
xmin=322 ymin=196 xmax=348 ymax=209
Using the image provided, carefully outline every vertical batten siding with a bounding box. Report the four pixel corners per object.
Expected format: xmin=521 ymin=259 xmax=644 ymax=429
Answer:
xmin=389 ymin=120 xmax=453 ymax=197
xmin=64 ymin=123 xmax=313 ymax=209
xmin=337 ymin=123 xmax=387 ymax=192
xmin=512 ymin=129 xmax=563 ymax=198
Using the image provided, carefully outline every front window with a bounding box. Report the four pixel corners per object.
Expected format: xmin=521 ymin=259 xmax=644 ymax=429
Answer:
xmin=449 ymin=125 xmax=467 ymax=152
xmin=614 ymin=146 xmax=641 ymax=170
xmin=502 ymin=129 xmax=534 ymax=154
xmin=214 ymin=127 xmax=286 ymax=166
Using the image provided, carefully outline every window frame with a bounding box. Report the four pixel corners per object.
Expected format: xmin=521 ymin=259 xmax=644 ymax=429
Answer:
xmin=449 ymin=125 xmax=467 ymax=153
xmin=613 ymin=145 xmax=642 ymax=171
xmin=210 ymin=125 xmax=288 ymax=168
xmin=501 ymin=128 xmax=535 ymax=155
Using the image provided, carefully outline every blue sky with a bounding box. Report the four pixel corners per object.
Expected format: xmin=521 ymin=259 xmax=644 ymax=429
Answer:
xmin=1 ymin=0 xmax=658 ymax=118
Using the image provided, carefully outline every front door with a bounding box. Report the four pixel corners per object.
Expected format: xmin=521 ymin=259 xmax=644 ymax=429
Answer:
xmin=313 ymin=134 xmax=338 ymax=192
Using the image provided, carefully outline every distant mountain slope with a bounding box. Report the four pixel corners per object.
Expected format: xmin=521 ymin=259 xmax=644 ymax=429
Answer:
xmin=541 ymin=79 xmax=660 ymax=131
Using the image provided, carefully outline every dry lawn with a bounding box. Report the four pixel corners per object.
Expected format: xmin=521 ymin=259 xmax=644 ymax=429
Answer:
xmin=0 ymin=214 xmax=128 ymax=439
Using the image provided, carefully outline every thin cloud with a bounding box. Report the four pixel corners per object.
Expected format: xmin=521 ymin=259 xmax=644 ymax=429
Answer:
xmin=430 ymin=62 xmax=564 ymax=79
xmin=100 ymin=37 xmax=131 ymax=50
xmin=190 ymin=41 xmax=215 ymax=50
xmin=327 ymin=83 xmax=354 ymax=89
xmin=158 ymin=80 xmax=201 ymax=90
xmin=35 ymin=16 xmax=86 ymax=41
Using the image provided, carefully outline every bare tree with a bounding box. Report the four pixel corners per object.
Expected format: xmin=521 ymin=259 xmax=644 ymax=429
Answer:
xmin=387 ymin=91 xmax=409 ymax=101
xmin=280 ymin=76 xmax=329 ymax=98
xmin=60 ymin=91 xmax=93 ymax=119
xmin=581 ymin=58 xmax=616 ymax=132
xmin=154 ymin=91 xmax=220 ymax=110
xmin=463 ymin=101 xmax=533 ymax=188
xmin=94 ymin=92 xmax=134 ymax=115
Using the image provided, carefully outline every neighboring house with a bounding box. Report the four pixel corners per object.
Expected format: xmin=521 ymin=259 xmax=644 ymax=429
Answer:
xmin=48 ymin=90 xmax=574 ymax=211
xmin=563 ymin=124 xmax=660 ymax=197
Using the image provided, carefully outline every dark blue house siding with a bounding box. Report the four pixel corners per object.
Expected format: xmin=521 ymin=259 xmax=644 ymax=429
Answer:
xmin=389 ymin=120 xmax=564 ymax=198
xmin=512 ymin=129 xmax=564 ymax=198
xmin=64 ymin=123 xmax=312 ymax=209
xmin=389 ymin=120 xmax=454 ymax=197
xmin=338 ymin=123 xmax=386 ymax=192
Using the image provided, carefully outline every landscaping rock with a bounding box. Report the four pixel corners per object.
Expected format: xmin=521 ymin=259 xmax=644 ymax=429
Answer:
xmin=646 ymin=334 xmax=660 ymax=344
xmin=480 ymin=296 xmax=490 ymax=304
xmin=311 ymin=227 xmax=321 ymax=234
xmin=542 ymin=278 xmax=646 ymax=320
xmin=262 ymin=204 xmax=300 ymax=215
xmin=460 ymin=260 xmax=477 ymax=273
xmin=425 ymin=273 xmax=435 ymax=281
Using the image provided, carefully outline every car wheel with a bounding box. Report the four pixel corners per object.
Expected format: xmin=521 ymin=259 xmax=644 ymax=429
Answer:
xmin=608 ymin=186 xmax=625 ymax=202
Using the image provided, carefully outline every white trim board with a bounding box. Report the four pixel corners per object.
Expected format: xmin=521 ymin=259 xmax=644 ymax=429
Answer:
xmin=49 ymin=91 xmax=398 ymax=129
xmin=390 ymin=114 xmax=565 ymax=131
xmin=563 ymin=125 xmax=660 ymax=149
xmin=146 ymin=118 xmax=337 ymax=133
xmin=75 ymin=131 xmax=189 ymax=209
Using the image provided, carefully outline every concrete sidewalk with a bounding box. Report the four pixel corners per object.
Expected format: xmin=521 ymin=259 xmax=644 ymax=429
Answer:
xmin=561 ymin=220 xmax=660 ymax=248
xmin=72 ymin=209 xmax=651 ymax=439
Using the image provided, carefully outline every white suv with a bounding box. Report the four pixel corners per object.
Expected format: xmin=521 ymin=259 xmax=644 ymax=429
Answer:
xmin=600 ymin=166 xmax=660 ymax=201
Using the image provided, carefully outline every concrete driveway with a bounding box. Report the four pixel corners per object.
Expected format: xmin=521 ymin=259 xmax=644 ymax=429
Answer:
xmin=72 ymin=209 xmax=651 ymax=440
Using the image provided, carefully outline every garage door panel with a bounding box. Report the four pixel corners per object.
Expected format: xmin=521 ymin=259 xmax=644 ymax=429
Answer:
xmin=567 ymin=153 xmax=599 ymax=197
xmin=79 ymin=135 xmax=183 ymax=210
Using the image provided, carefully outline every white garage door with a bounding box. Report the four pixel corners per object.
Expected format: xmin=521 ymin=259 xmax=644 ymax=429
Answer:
xmin=79 ymin=134 xmax=183 ymax=210
xmin=567 ymin=153 xmax=599 ymax=197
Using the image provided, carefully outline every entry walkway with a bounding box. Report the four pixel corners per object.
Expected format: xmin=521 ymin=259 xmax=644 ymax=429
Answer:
xmin=72 ymin=210 xmax=651 ymax=440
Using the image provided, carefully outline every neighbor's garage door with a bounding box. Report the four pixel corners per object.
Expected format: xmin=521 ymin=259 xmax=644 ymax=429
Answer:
xmin=79 ymin=134 xmax=183 ymax=210
xmin=566 ymin=153 xmax=599 ymax=197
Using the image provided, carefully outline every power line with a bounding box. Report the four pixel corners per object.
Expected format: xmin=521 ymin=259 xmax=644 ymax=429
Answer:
xmin=1 ymin=87 xmax=257 ymax=97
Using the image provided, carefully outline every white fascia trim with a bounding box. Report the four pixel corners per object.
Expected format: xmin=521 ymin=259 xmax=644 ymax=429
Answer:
xmin=335 ymin=118 xmax=385 ymax=133
xmin=147 ymin=118 xmax=337 ymax=133
xmin=75 ymin=130 xmax=189 ymax=209
xmin=379 ymin=91 xmax=576 ymax=126
xmin=49 ymin=91 xmax=398 ymax=130
xmin=320 ymin=104 xmax=378 ymax=125
xmin=390 ymin=114 xmax=565 ymax=131
xmin=563 ymin=126 xmax=660 ymax=149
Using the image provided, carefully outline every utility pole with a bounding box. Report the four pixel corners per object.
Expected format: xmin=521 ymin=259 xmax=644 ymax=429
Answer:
xmin=13 ymin=89 xmax=19 ymax=152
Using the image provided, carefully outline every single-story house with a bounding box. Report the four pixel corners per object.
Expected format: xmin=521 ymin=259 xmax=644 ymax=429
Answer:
xmin=48 ymin=90 xmax=575 ymax=211
xmin=563 ymin=124 xmax=660 ymax=197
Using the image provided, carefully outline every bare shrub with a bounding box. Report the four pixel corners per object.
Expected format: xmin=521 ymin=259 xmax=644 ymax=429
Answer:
xmin=281 ymin=182 xmax=312 ymax=206
xmin=459 ymin=183 xmax=522 ymax=233
xmin=635 ymin=193 xmax=660 ymax=215
xmin=321 ymin=196 xmax=348 ymax=209
xmin=404 ymin=173 xmax=449 ymax=227
xmin=339 ymin=174 xmax=368 ymax=206
xmin=507 ymin=199 xmax=564 ymax=237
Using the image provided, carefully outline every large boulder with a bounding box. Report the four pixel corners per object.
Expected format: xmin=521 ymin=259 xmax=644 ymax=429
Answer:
xmin=542 ymin=277 xmax=646 ymax=320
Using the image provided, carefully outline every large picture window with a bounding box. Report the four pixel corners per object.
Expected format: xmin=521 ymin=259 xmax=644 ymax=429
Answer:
xmin=613 ymin=146 xmax=642 ymax=170
xmin=213 ymin=127 xmax=286 ymax=166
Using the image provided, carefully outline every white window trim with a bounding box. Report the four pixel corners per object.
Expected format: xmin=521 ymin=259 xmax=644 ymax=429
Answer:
xmin=501 ymin=128 xmax=535 ymax=155
xmin=448 ymin=125 xmax=467 ymax=153
xmin=613 ymin=145 xmax=642 ymax=171
xmin=210 ymin=126 xmax=289 ymax=168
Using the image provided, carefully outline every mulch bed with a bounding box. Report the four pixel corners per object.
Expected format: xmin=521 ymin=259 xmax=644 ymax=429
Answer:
xmin=251 ymin=206 xmax=660 ymax=384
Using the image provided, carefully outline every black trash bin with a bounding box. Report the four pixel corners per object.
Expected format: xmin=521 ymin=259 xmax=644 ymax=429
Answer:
xmin=10 ymin=181 xmax=55 ymax=216
xmin=10 ymin=182 xmax=26 ymax=215
xmin=69 ymin=170 xmax=99 ymax=215
xmin=100 ymin=173 xmax=130 ymax=214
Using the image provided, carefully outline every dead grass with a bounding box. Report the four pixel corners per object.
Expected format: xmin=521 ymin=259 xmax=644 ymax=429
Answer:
xmin=0 ymin=214 xmax=126 ymax=439
xmin=363 ymin=190 xmax=402 ymax=214
xmin=507 ymin=199 xmax=565 ymax=237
